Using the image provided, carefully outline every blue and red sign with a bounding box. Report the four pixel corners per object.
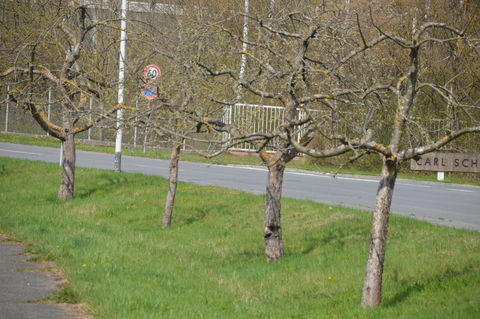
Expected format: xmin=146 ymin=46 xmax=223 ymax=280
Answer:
xmin=142 ymin=84 xmax=157 ymax=100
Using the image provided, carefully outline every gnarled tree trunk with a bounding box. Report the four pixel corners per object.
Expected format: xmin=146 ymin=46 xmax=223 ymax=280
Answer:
xmin=361 ymin=158 xmax=398 ymax=307
xmin=163 ymin=145 xmax=181 ymax=227
xmin=58 ymin=133 xmax=76 ymax=200
xmin=264 ymin=162 xmax=285 ymax=261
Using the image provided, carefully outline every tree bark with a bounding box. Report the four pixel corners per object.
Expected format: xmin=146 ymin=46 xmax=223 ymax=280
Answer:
xmin=163 ymin=145 xmax=181 ymax=227
xmin=361 ymin=158 xmax=398 ymax=308
xmin=264 ymin=162 xmax=285 ymax=261
xmin=58 ymin=132 xmax=76 ymax=200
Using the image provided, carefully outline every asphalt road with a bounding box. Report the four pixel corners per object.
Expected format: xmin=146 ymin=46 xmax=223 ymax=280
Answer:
xmin=1 ymin=142 xmax=479 ymax=230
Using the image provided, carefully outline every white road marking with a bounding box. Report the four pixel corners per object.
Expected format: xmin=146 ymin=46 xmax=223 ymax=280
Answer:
xmin=288 ymin=172 xmax=378 ymax=183
xmin=447 ymin=188 xmax=475 ymax=193
xmin=397 ymin=182 xmax=432 ymax=188
xmin=233 ymin=166 xmax=267 ymax=172
xmin=290 ymin=172 xmax=379 ymax=183
xmin=288 ymin=172 xmax=331 ymax=178
xmin=336 ymin=176 xmax=378 ymax=183
xmin=0 ymin=148 xmax=41 ymax=156
xmin=291 ymin=172 xmax=434 ymax=189
xmin=238 ymin=168 xmax=433 ymax=187
xmin=135 ymin=164 xmax=160 ymax=168
xmin=141 ymin=162 xmax=475 ymax=194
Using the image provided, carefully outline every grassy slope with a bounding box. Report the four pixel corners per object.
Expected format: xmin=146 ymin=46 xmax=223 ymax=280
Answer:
xmin=0 ymin=157 xmax=479 ymax=318
xmin=1 ymin=132 xmax=478 ymax=186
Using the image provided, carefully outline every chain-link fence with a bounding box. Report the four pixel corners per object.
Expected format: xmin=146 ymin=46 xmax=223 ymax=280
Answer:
xmin=0 ymin=87 xmax=166 ymax=150
xmin=1 ymin=88 xmax=479 ymax=155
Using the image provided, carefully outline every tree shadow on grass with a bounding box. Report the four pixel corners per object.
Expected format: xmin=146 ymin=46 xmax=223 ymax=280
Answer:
xmin=236 ymin=249 xmax=264 ymax=259
xmin=44 ymin=173 xmax=131 ymax=202
xmin=384 ymin=263 xmax=475 ymax=307
xmin=300 ymin=222 xmax=366 ymax=255
xmin=176 ymin=202 xmax=239 ymax=226
xmin=178 ymin=207 xmax=209 ymax=225
xmin=77 ymin=174 xmax=130 ymax=199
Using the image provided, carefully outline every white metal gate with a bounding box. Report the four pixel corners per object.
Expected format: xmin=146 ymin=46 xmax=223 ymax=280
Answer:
xmin=222 ymin=103 xmax=308 ymax=152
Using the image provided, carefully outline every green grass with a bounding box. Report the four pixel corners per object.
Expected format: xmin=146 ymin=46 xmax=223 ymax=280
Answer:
xmin=0 ymin=157 xmax=479 ymax=318
xmin=1 ymin=132 xmax=479 ymax=186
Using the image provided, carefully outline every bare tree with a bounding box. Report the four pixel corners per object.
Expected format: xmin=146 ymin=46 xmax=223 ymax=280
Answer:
xmin=358 ymin=14 xmax=480 ymax=309
xmin=0 ymin=1 xmax=123 ymax=199
xmin=120 ymin=1 xmax=234 ymax=227
xmin=133 ymin=80 xmax=265 ymax=227
xmin=181 ymin=1 xmax=380 ymax=261
xmin=282 ymin=1 xmax=479 ymax=307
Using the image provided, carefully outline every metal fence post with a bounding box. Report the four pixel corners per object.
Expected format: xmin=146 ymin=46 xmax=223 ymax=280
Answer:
xmin=88 ymin=96 xmax=92 ymax=140
xmin=133 ymin=117 xmax=138 ymax=148
xmin=47 ymin=89 xmax=51 ymax=136
xmin=59 ymin=141 xmax=64 ymax=166
xmin=143 ymin=128 xmax=148 ymax=153
xmin=4 ymin=85 xmax=9 ymax=133
xmin=133 ymin=99 xmax=138 ymax=147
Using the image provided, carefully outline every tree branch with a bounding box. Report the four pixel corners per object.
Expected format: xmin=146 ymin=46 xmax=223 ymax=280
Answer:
xmin=1 ymin=66 xmax=60 ymax=84
xmin=400 ymin=127 xmax=480 ymax=161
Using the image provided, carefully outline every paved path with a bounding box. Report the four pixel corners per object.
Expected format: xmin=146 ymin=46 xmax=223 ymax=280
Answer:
xmin=0 ymin=239 xmax=68 ymax=319
xmin=0 ymin=142 xmax=479 ymax=230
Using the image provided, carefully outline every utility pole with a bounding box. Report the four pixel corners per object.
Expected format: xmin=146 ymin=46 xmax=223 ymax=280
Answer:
xmin=114 ymin=0 xmax=128 ymax=172
xmin=224 ymin=0 xmax=249 ymax=143
xmin=268 ymin=0 xmax=275 ymax=20
xmin=235 ymin=0 xmax=249 ymax=102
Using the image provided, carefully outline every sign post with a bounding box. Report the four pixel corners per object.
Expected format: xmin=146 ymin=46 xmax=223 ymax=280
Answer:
xmin=437 ymin=172 xmax=445 ymax=181
xmin=114 ymin=0 xmax=128 ymax=172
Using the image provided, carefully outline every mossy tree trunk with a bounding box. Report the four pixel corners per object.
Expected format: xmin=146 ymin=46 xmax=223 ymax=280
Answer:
xmin=58 ymin=132 xmax=76 ymax=200
xmin=163 ymin=144 xmax=181 ymax=227
xmin=264 ymin=161 xmax=285 ymax=261
xmin=361 ymin=158 xmax=398 ymax=307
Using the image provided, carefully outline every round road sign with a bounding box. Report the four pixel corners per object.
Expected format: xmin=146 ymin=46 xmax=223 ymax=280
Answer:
xmin=143 ymin=64 xmax=161 ymax=83
xmin=142 ymin=84 xmax=157 ymax=100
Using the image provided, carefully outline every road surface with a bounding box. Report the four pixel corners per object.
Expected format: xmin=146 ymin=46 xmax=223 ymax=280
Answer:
xmin=1 ymin=142 xmax=479 ymax=230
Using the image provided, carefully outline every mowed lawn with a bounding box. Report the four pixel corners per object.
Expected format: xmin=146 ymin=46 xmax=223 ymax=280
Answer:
xmin=0 ymin=157 xmax=479 ymax=319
